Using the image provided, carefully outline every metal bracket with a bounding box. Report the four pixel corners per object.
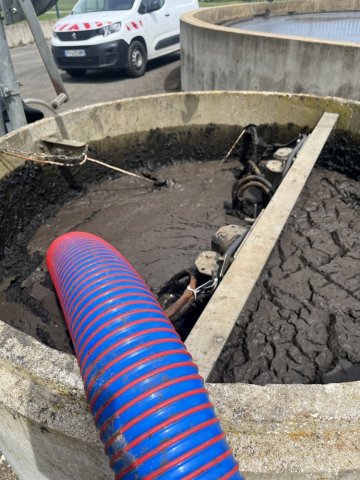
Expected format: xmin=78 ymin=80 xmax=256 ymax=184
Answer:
xmin=0 ymin=0 xmax=24 ymax=25
xmin=0 ymin=80 xmax=21 ymax=97
xmin=40 ymin=136 xmax=87 ymax=157
xmin=0 ymin=0 xmax=58 ymax=25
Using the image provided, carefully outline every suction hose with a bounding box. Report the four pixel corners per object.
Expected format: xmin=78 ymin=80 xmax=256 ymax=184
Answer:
xmin=47 ymin=232 xmax=243 ymax=480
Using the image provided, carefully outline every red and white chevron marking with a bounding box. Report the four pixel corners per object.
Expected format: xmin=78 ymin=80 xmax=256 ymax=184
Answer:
xmin=125 ymin=20 xmax=143 ymax=31
xmin=54 ymin=21 xmax=113 ymax=32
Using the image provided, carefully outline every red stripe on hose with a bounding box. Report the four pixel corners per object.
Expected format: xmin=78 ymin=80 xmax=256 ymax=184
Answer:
xmin=59 ymin=262 xmax=142 ymax=304
xmin=63 ymin=268 xmax=143 ymax=311
xmin=94 ymin=361 xmax=195 ymax=421
xmin=55 ymin=247 xmax=117 ymax=273
xmin=107 ymin=402 xmax=212 ymax=454
xmin=52 ymin=244 xmax=136 ymax=281
xmin=78 ymin=317 xmax=171 ymax=363
xmin=65 ymin=273 xmax=147 ymax=314
xmin=66 ymin=277 xmax=149 ymax=316
xmin=66 ymin=233 xmax=140 ymax=272
xmin=75 ymin=305 xmax=165 ymax=356
xmin=85 ymin=337 xmax=184 ymax=391
xmin=114 ymin=418 xmax=219 ymax=472
xmin=100 ymin=382 xmax=205 ymax=438
xmin=73 ymin=296 xmax=160 ymax=347
xmin=74 ymin=297 xmax=162 ymax=351
xmin=125 ymin=433 xmax=225 ymax=480
xmin=59 ymin=258 xmax=148 ymax=294
xmin=89 ymin=349 xmax=191 ymax=405
xmin=56 ymin=251 xmax=125 ymax=284
xmin=66 ymin=283 xmax=154 ymax=322
xmin=50 ymin=237 xmax=125 ymax=266
xmin=71 ymin=295 xmax=160 ymax=334
xmin=59 ymin=270 xmax=144 ymax=317
xmin=119 ymin=388 xmax=206 ymax=434
xmin=181 ymin=449 xmax=233 ymax=480
xmin=219 ymin=464 xmax=240 ymax=480
xmin=53 ymin=247 xmax=139 ymax=285
xmin=105 ymin=388 xmax=207 ymax=455
xmin=48 ymin=232 xmax=139 ymax=277
xmin=80 ymin=326 xmax=176 ymax=374
xmin=102 ymin=388 xmax=208 ymax=451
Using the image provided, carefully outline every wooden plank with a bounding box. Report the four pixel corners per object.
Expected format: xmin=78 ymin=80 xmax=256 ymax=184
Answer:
xmin=185 ymin=112 xmax=339 ymax=380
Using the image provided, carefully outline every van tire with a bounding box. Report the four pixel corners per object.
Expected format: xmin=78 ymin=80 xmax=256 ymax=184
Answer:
xmin=126 ymin=41 xmax=147 ymax=77
xmin=66 ymin=69 xmax=87 ymax=78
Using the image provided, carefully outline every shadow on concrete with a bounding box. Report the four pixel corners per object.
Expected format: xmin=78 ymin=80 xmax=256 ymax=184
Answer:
xmin=164 ymin=65 xmax=181 ymax=92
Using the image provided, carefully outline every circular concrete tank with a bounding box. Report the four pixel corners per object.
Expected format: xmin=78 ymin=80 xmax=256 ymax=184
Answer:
xmin=0 ymin=92 xmax=359 ymax=479
xmin=181 ymin=0 xmax=360 ymax=100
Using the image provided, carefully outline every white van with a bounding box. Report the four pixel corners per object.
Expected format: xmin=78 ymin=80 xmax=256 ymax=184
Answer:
xmin=51 ymin=0 xmax=198 ymax=78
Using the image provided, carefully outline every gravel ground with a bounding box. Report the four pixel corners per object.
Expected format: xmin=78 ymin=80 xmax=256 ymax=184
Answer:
xmin=0 ymin=455 xmax=18 ymax=480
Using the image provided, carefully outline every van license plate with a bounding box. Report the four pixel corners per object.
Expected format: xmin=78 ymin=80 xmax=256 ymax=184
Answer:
xmin=64 ymin=49 xmax=86 ymax=57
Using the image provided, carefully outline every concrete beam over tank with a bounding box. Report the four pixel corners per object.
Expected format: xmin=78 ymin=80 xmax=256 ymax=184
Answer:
xmin=186 ymin=112 xmax=339 ymax=380
xmin=0 ymin=92 xmax=359 ymax=479
xmin=181 ymin=0 xmax=360 ymax=100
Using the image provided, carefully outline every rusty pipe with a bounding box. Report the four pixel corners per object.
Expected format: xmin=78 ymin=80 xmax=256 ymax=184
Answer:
xmin=164 ymin=273 xmax=197 ymax=319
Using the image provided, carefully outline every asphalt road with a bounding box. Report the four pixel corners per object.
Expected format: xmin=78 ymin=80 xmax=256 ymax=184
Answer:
xmin=10 ymin=42 xmax=181 ymax=112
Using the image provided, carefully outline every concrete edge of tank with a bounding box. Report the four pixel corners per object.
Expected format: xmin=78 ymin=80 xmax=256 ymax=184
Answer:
xmin=181 ymin=1 xmax=360 ymax=99
xmin=0 ymin=92 xmax=359 ymax=479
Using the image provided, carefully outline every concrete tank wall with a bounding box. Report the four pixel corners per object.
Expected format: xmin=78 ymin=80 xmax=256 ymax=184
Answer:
xmin=181 ymin=0 xmax=360 ymax=100
xmin=0 ymin=92 xmax=360 ymax=479
xmin=5 ymin=20 xmax=55 ymax=48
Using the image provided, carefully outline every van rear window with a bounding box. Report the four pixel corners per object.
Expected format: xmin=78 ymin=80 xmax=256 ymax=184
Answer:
xmin=72 ymin=0 xmax=135 ymax=13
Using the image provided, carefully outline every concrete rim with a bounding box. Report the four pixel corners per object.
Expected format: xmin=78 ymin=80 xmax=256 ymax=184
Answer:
xmin=182 ymin=0 xmax=360 ymax=48
xmin=0 ymin=91 xmax=359 ymax=478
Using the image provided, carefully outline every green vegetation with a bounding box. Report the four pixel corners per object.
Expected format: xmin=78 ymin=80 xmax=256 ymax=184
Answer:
xmin=40 ymin=0 xmax=262 ymax=20
xmin=39 ymin=0 xmax=74 ymax=19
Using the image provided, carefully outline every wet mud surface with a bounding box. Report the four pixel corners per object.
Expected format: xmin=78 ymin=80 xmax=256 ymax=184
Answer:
xmin=212 ymin=167 xmax=360 ymax=385
xmin=1 ymin=160 xmax=237 ymax=354
xmin=0 ymin=125 xmax=359 ymax=385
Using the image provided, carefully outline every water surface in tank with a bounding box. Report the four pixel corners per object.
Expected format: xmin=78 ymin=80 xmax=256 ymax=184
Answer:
xmin=232 ymin=11 xmax=360 ymax=43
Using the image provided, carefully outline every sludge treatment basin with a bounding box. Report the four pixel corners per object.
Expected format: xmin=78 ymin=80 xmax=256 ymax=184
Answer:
xmin=181 ymin=0 xmax=360 ymax=100
xmin=0 ymin=92 xmax=359 ymax=479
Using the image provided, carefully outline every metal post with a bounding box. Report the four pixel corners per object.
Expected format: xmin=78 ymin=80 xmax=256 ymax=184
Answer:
xmin=0 ymin=109 xmax=7 ymax=136
xmin=17 ymin=0 xmax=68 ymax=99
xmin=0 ymin=17 xmax=27 ymax=131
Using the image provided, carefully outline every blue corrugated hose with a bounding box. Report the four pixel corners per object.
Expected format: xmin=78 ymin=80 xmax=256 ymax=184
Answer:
xmin=47 ymin=232 xmax=244 ymax=480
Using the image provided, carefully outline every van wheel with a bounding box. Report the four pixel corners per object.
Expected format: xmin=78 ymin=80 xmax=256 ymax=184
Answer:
xmin=126 ymin=41 xmax=147 ymax=77
xmin=66 ymin=69 xmax=87 ymax=78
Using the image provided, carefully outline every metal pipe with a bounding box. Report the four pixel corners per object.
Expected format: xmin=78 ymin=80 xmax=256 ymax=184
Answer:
xmin=0 ymin=18 xmax=27 ymax=131
xmin=47 ymin=232 xmax=243 ymax=480
xmin=23 ymin=97 xmax=57 ymax=115
xmin=235 ymin=174 xmax=273 ymax=190
xmin=164 ymin=273 xmax=197 ymax=319
xmin=248 ymin=159 xmax=262 ymax=176
xmin=237 ymin=180 xmax=271 ymax=195
xmin=16 ymin=0 xmax=68 ymax=100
